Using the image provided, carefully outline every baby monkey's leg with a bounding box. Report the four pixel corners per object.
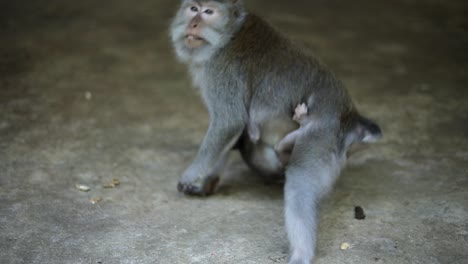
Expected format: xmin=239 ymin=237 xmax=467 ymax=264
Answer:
xmin=275 ymin=103 xmax=309 ymax=153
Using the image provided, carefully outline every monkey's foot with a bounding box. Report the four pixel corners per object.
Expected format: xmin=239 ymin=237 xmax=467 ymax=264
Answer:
xmin=177 ymin=176 xmax=220 ymax=196
xmin=293 ymin=103 xmax=308 ymax=123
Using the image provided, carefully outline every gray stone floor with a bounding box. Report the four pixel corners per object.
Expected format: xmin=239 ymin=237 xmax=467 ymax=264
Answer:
xmin=1 ymin=0 xmax=467 ymax=263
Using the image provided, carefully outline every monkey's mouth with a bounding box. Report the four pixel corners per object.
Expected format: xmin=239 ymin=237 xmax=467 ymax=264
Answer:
xmin=185 ymin=34 xmax=205 ymax=41
xmin=184 ymin=34 xmax=207 ymax=49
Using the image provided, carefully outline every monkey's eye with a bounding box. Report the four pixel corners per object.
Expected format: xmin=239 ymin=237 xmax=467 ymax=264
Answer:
xmin=190 ymin=6 xmax=198 ymax=12
xmin=204 ymin=9 xmax=214 ymax=15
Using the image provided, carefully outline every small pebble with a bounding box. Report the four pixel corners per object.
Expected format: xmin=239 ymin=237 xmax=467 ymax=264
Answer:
xmin=85 ymin=91 xmax=92 ymax=100
xmin=340 ymin=242 xmax=351 ymax=250
xmin=112 ymin=178 xmax=120 ymax=186
xmin=90 ymin=197 xmax=103 ymax=204
xmin=75 ymin=184 xmax=90 ymax=192
xmin=103 ymin=178 xmax=120 ymax=188
xmin=355 ymin=206 xmax=366 ymax=220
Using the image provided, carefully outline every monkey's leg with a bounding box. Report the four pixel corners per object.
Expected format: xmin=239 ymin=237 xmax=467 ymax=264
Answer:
xmin=274 ymin=130 xmax=300 ymax=154
xmin=178 ymin=121 xmax=244 ymax=195
xmin=284 ymin=126 xmax=343 ymax=264
xmin=275 ymin=103 xmax=309 ymax=153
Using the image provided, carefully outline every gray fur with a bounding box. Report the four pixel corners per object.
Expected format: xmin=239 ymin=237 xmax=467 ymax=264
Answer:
xmin=169 ymin=1 xmax=381 ymax=263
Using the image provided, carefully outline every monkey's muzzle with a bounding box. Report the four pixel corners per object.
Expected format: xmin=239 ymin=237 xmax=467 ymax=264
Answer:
xmin=186 ymin=34 xmax=204 ymax=40
xmin=184 ymin=34 xmax=206 ymax=48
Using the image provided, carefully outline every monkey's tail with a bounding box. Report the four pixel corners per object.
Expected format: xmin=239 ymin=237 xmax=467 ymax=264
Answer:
xmin=357 ymin=115 xmax=382 ymax=143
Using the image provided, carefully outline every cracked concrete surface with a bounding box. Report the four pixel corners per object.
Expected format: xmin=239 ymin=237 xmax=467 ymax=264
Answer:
xmin=1 ymin=0 xmax=467 ymax=263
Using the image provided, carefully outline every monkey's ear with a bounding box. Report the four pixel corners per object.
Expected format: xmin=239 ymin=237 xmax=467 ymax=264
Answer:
xmin=230 ymin=0 xmax=246 ymax=19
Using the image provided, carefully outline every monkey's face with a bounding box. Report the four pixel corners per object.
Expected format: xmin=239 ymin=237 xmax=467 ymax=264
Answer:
xmin=170 ymin=0 xmax=246 ymax=63
xmin=182 ymin=2 xmax=223 ymax=49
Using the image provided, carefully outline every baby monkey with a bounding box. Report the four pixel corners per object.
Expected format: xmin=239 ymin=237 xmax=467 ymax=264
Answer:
xmin=275 ymin=102 xmax=311 ymax=153
xmin=248 ymin=102 xmax=313 ymax=166
xmin=253 ymin=101 xmax=379 ymax=165
xmin=169 ymin=1 xmax=382 ymax=263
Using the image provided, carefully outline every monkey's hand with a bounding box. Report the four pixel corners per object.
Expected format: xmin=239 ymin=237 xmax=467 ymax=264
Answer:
xmin=177 ymin=121 xmax=244 ymax=196
xmin=177 ymin=168 xmax=220 ymax=196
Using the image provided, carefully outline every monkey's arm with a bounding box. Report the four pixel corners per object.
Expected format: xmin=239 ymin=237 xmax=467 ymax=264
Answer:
xmin=178 ymin=119 xmax=245 ymax=195
xmin=177 ymin=82 xmax=248 ymax=195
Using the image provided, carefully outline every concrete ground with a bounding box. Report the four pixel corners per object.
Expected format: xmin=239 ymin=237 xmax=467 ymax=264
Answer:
xmin=1 ymin=0 xmax=467 ymax=263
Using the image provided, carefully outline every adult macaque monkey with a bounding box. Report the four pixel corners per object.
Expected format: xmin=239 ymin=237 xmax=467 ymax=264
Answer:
xmin=170 ymin=0 xmax=382 ymax=263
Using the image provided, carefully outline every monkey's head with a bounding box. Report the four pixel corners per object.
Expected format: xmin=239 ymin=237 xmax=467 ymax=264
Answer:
xmin=170 ymin=0 xmax=246 ymax=63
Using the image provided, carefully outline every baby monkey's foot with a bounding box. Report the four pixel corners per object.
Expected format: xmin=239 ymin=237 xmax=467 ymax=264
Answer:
xmin=293 ymin=103 xmax=308 ymax=123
